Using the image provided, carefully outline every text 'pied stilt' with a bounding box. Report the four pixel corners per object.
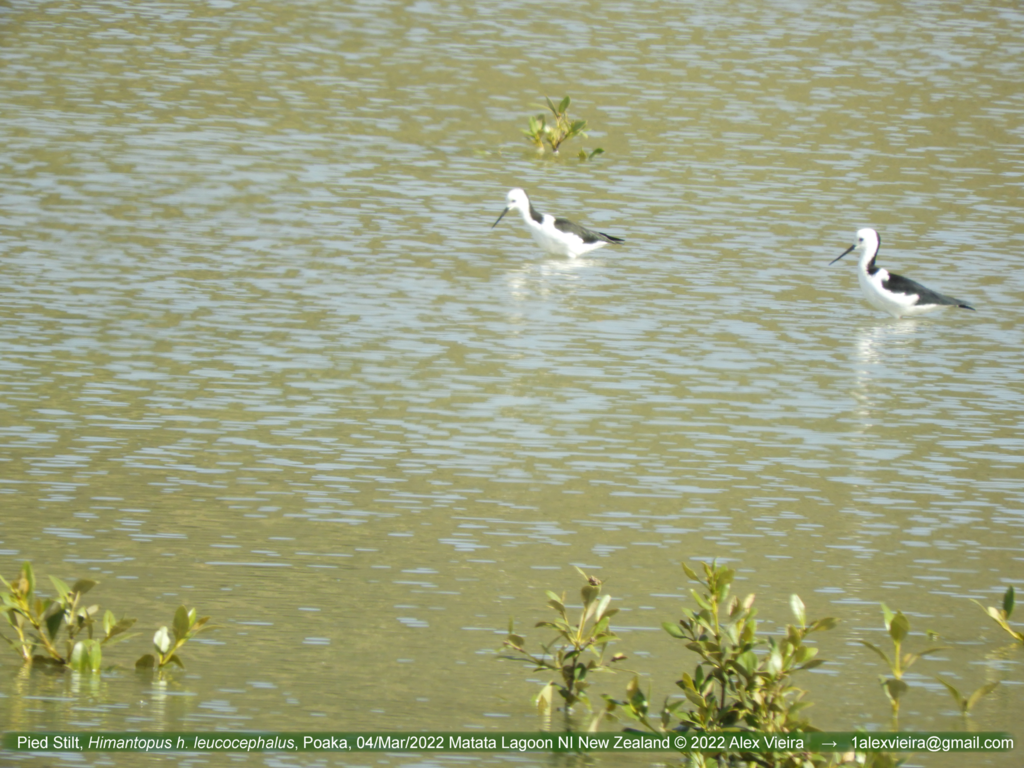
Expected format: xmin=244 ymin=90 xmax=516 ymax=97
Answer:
xmin=491 ymin=188 xmax=624 ymax=259
xmin=830 ymin=228 xmax=975 ymax=318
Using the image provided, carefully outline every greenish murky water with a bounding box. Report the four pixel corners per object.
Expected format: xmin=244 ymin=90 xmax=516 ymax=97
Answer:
xmin=2 ymin=1 xmax=1022 ymax=766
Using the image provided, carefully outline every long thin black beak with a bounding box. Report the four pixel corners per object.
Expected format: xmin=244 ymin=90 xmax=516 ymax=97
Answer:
xmin=830 ymin=244 xmax=855 ymax=265
xmin=491 ymin=207 xmax=510 ymax=229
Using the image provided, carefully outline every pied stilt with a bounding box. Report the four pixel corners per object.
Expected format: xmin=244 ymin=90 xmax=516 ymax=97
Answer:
xmin=491 ymin=188 xmax=624 ymax=259
xmin=830 ymin=228 xmax=975 ymax=318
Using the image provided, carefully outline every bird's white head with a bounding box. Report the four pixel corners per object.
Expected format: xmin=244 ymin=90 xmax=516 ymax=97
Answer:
xmin=492 ymin=188 xmax=532 ymax=229
xmin=504 ymin=188 xmax=530 ymax=213
xmin=831 ymin=227 xmax=881 ymax=268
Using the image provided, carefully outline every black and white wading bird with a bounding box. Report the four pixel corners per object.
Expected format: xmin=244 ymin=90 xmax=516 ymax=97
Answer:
xmin=830 ymin=228 xmax=975 ymax=318
xmin=491 ymin=188 xmax=624 ymax=259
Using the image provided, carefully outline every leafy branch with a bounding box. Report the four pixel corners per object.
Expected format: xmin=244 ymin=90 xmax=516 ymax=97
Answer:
xmin=502 ymin=567 xmax=625 ymax=723
xmin=973 ymin=586 xmax=1023 ymax=644
xmin=136 ymin=606 xmax=213 ymax=671
xmin=521 ymin=96 xmax=604 ymax=160
xmin=0 ymin=562 xmax=136 ymax=672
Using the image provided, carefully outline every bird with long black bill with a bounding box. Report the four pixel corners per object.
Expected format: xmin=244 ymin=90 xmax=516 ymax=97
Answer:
xmin=491 ymin=188 xmax=624 ymax=259
xmin=831 ymin=228 xmax=975 ymax=318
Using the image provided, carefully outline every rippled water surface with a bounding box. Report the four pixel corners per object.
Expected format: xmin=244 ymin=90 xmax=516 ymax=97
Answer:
xmin=2 ymin=1 xmax=1023 ymax=765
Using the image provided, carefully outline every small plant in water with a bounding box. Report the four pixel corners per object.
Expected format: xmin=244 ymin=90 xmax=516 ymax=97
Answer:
xmin=935 ymin=676 xmax=999 ymax=718
xmin=522 ymin=96 xmax=604 ymax=160
xmin=859 ymin=604 xmax=945 ymax=725
xmin=600 ymin=560 xmax=841 ymax=767
xmin=501 ymin=567 xmax=624 ymax=723
xmin=136 ymin=605 xmax=213 ymax=671
xmin=973 ymin=585 xmax=1023 ymax=644
xmin=0 ymin=562 xmax=136 ymax=672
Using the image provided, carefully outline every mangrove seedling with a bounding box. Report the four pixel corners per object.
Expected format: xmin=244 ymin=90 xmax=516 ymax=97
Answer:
xmin=860 ymin=604 xmax=945 ymax=722
xmin=602 ymin=560 xmax=840 ymax=767
xmin=136 ymin=605 xmax=213 ymax=671
xmin=935 ymin=676 xmax=999 ymax=717
xmin=522 ymin=96 xmax=603 ymax=159
xmin=0 ymin=561 xmax=136 ymax=672
xmin=502 ymin=567 xmax=624 ymax=720
xmin=973 ymin=586 xmax=1023 ymax=644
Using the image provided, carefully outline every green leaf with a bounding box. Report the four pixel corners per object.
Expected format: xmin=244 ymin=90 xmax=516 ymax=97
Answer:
xmin=790 ymin=594 xmax=806 ymax=627
xmin=69 ymin=639 xmax=101 ymax=673
xmin=798 ymin=658 xmax=826 ymax=671
xmin=860 ymin=640 xmax=893 ymax=670
xmin=135 ymin=654 xmax=155 ymax=670
xmin=906 ymin=646 xmax=947 ymax=667
xmin=49 ymin=576 xmax=71 ymax=603
xmin=736 ymin=650 xmax=759 ymax=675
xmin=559 ymin=95 xmax=571 ymax=114
xmin=535 ymin=682 xmax=555 ymax=715
xmin=164 ymin=653 xmax=185 ymax=669
xmin=589 ymin=148 xmax=605 ymax=159
xmin=173 ymin=606 xmax=190 ymax=641
xmin=44 ymin=609 xmax=63 ymax=642
xmin=70 ymin=579 xmax=98 ymax=597
xmin=681 ymin=562 xmax=701 ymax=583
xmin=22 ymin=562 xmax=35 ymax=598
xmin=888 ymin=612 xmax=910 ymax=643
xmin=681 ymin=688 xmax=706 ymax=708
xmin=663 ymin=621 xmax=685 ymax=639
xmin=883 ymin=677 xmax=908 ymax=703
xmin=965 ymin=681 xmax=999 ymax=712
xmin=154 ymin=626 xmax=173 ymax=654
xmin=69 ymin=641 xmax=88 ymax=672
xmin=690 ymin=589 xmax=712 ymax=611
xmin=794 ymin=645 xmax=818 ymax=665
xmin=1004 ymin=586 xmax=1015 ymax=618
xmin=935 ymin=676 xmax=964 ymax=709
xmin=677 ymin=671 xmax=696 ymax=691
xmin=809 ymin=616 xmax=840 ymax=632
xmin=86 ymin=640 xmax=102 ymax=672
xmin=881 ymin=602 xmax=895 ymax=629
xmin=103 ymin=616 xmax=137 ymax=644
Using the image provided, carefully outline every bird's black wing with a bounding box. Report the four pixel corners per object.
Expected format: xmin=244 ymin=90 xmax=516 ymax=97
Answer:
xmin=553 ymin=217 xmax=624 ymax=245
xmin=884 ymin=271 xmax=974 ymax=310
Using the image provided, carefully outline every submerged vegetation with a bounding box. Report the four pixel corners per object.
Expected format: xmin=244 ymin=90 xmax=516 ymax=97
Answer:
xmin=522 ymin=96 xmax=604 ymax=160
xmin=0 ymin=561 xmax=211 ymax=674
xmin=503 ymin=561 xmax=1013 ymax=767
